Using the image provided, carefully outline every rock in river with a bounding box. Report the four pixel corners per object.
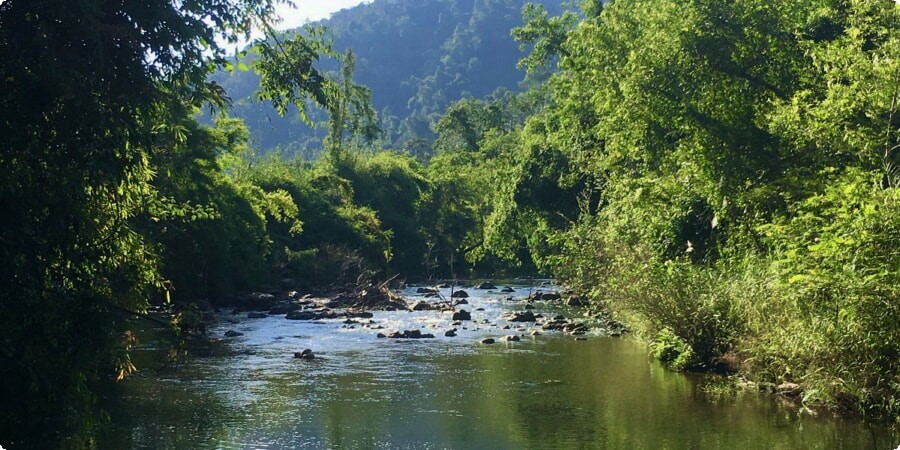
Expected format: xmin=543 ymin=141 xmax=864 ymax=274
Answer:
xmin=451 ymin=290 xmax=469 ymax=298
xmin=224 ymin=330 xmax=243 ymax=337
xmin=541 ymin=292 xmax=562 ymax=301
xmin=503 ymin=335 xmax=520 ymax=342
xmin=444 ymin=329 xmax=457 ymax=337
xmin=286 ymin=310 xmax=318 ymax=321
xmin=505 ymin=311 xmax=536 ymax=322
xmin=387 ymin=330 xmax=436 ymax=339
xmin=452 ymin=309 xmax=472 ymax=321
xmin=294 ymin=349 xmax=315 ymax=359
xmin=411 ymin=301 xmax=438 ymax=311
xmin=481 ymin=338 xmax=496 ymax=345
xmin=476 ymin=282 xmax=496 ymax=290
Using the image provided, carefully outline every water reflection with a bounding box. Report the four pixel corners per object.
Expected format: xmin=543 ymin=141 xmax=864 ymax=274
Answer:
xmin=98 ymin=286 xmax=896 ymax=449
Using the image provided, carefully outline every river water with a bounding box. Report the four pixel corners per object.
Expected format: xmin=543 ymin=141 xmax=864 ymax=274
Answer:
xmin=97 ymin=284 xmax=896 ymax=449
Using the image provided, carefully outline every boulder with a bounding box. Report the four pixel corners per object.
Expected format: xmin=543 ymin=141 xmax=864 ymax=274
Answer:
xmin=476 ymin=282 xmax=497 ymax=290
xmin=455 ymin=299 xmax=468 ymax=305
xmin=224 ymin=330 xmax=243 ymax=337
xmin=387 ymin=329 xmax=436 ymax=339
xmin=566 ymin=297 xmax=586 ymax=307
xmin=563 ymin=323 xmax=589 ymax=335
xmin=286 ymin=310 xmax=318 ymax=321
xmin=444 ymin=329 xmax=457 ymax=337
xmin=376 ymin=333 xmax=387 ymax=338
xmin=451 ymin=290 xmax=469 ymax=298
xmin=452 ymin=309 xmax=472 ymax=321
xmin=506 ymin=311 xmax=536 ymax=322
xmin=246 ymin=292 xmax=277 ymax=310
xmin=480 ymin=338 xmax=496 ymax=345
xmin=500 ymin=287 xmax=515 ymax=293
xmin=294 ymin=349 xmax=314 ymax=360
xmin=541 ymin=292 xmax=562 ymax=301
xmin=411 ymin=301 xmax=435 ymax=311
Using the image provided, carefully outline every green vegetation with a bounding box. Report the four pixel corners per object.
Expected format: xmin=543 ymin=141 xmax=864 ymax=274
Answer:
xmin=1 ymin=0 xmax=898 ymax=446
xmin=458 ymin=0 xmax=900 ymax=421
xmin=211 ymin=0 xmax=565 ymax=157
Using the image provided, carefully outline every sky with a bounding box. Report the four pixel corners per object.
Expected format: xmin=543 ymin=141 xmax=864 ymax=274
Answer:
xmin=274 ymin=0 xmax=370 ymax=29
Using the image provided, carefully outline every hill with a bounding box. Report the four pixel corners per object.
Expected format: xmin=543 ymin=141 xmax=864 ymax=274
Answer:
xmin=212 ymin=0 xmax=564 ymax=158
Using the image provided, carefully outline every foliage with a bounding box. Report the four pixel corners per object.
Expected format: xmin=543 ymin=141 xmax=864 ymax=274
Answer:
xmin=478 ymin=0 xmax=900 ymax=419
xmin=753 ymin=169 xmax=900 ymax=418
xmin=210 ymin=0 xmax=566 ymax=156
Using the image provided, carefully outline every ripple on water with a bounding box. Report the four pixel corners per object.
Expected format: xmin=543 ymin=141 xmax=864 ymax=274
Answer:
xmin=102 ymin=283 xmax=897 ymax=450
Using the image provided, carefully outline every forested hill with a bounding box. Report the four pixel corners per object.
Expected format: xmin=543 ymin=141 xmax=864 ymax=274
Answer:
xmin=212 ymin=0 xmax=564 ymax=157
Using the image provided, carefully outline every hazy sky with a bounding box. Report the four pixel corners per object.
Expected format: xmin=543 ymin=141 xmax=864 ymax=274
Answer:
xmin=275 ymin=0 xmax=370 ymax=29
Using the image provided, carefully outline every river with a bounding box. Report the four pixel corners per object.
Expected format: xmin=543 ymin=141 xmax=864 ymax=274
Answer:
xmin=97 ymin=284 xmax=896 ymax=449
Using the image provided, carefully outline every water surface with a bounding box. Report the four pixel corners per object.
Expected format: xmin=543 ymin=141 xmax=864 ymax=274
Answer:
xmin=99 ymin=285 xmax=896 ymax=449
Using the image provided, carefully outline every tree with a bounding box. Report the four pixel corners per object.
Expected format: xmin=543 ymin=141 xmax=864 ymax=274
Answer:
xmin=0 ymin=0 xmax=329 ymax=444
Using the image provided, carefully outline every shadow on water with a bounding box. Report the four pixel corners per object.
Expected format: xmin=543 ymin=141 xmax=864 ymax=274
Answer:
xmin=93 ymin=285 xmax=897 ymax=449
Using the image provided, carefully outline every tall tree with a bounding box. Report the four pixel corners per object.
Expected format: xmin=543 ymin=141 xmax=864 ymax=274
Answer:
xmin=0 ymin=0 xmax=326 ymax=444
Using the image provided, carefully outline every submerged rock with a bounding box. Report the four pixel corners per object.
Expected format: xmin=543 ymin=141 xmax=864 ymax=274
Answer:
xmin=247 ymin=312 xmax=268 ymax=319
xmin=444 ymin=329 xmax=457 ymax=337
xmin=500 ymin=287 xmax=515 ymax=293
xmin=224 ymin=330 xmax=243 ymax=337
xmin=294 ymin=349 xmax=315 ymax=359
xmin=481 ymin=338 xmax=496 ymax=345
